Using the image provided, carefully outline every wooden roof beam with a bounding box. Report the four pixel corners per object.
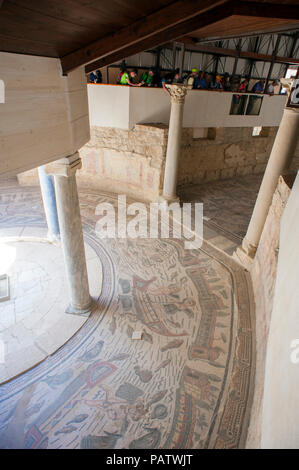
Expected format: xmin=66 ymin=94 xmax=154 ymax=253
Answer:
xmin=84 ymin=2 xmax=234 ymax=74
xmin=61 ymin=0 xmax=228 ymax=74
xmin=69 ymin=0 xmax=299 ymax=74
xmin=235 ymin=1 xmax=299 ymax=20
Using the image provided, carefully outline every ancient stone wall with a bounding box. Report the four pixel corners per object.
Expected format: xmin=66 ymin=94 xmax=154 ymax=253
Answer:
xmin=246 ymin=174 xmax=294 ymax=448
xmin=17 ymin=124 xmax=281 ymax=202
xmin=78 ymin=124 xmax=167 ymax=201
xmin=79 ymin=124 xmax=279 ymax=200
xmin=178 ymin=126 xmax=278 ymax=186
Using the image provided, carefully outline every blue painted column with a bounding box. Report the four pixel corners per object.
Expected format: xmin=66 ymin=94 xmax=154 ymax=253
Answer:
xmin=38 ymin=165 xmax=60 ymax=240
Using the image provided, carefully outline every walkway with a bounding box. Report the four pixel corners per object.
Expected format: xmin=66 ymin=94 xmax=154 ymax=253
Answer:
xmin=179 ymin=174 xmax=263 ymax=255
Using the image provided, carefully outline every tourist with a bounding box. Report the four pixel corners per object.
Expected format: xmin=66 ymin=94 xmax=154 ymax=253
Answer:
xmin=89 ymin=70 xmax=98 ymax=83
xmin=120 ymin=70 xmax=142 ymax=86
xmin=210 ymin=74 xmax=223 ymax=90
xmin=187 ymin=68 xmax=199 ymax=89
xmin=95 ymin=70 xmax=102 ymax=83
xmin=222 ymin=73 xmax=232 ymax=91
xmin=266 ymin=80 xmax=278 ymax=95
xmin=141 ymin=69 xmax=155 ymax=86
xmin=152 ymin=69 xmax=161 ymax=87
xmin=238 ymin=79 xmax=248 ymax=92
xmin=131 ymin=69 xmax=141 ymax=84
xmin=252 ymin=79 xmax=265 ymax=93
xmin=204 ymin=72 xmax=210 ymax=87
xmin=116 ymin=63 xmax=126 ymax=84
xmin=196 ymin=71 xmax=208 ymax=89
xmin=172 ymin=69 xmax=182 ymax=84
xmin=160 ymin=74 xmax=167 ymax=89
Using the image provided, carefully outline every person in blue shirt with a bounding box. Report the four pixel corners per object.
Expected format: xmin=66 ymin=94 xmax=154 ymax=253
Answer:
xmin=195 ymin=71 xmax=208 ymax=89
xmin=89 ymin=70 xmax=102 ymax=83
xmin=89 ymin=71 xmax=97 ymax=83
xmin=210 ymin=74 xmax=223 ymax=90
xmin=252 ymin=79 xmax=265 ymax=93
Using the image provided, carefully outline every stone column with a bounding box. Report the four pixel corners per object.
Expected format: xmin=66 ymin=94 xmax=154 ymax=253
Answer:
xmin=236 ymin=107 xmax=299 ymax=264
xmin=160 ymin=84 xmax=187 ymax=204
xmin=48 ymin=153 xmax=93 ymax=316
xmin=38 ymin=165 xmax=60 ymax=242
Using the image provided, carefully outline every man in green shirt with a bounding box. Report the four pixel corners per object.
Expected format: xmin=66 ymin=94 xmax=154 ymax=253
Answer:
xmin=141 ymin=69 xmax=154 ymax=87
xmin=120 ymin=70 xmax=142 ymax=87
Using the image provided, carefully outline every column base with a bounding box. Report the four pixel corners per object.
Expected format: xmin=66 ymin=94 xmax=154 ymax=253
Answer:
xmin=158 ymin=194 xmax=180 ymax=206
xmin=65 ymin=296 xmax=94 ymax=317
xmin=47 ymin=231 xmax=61 ymax=245
xmin=233 ymin=239 xmax=257 ymax=270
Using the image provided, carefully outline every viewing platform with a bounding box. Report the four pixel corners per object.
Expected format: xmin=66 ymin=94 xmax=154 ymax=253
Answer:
xmin=88 ymin=83 xmax=287 ymax=130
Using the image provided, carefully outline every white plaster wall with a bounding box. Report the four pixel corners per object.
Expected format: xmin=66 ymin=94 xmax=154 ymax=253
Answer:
xmin=87 ymin=84 xmax=286 ymax=130
xmin=0 ymin=52 xmax=90 ymax=178
xmin=129 ymin=87 xmax=170 ymax=129
xmin=184 ymin=90 xmax=286 ymax=128
xmin=261 ymin=171 xmax=299 ymax=449
xmin=87 ymin=84 xmax=130 ymax=129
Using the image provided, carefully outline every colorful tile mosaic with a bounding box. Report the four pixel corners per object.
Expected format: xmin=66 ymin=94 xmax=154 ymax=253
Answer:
xmin=0 ymin=179 xmax=255 ymax=449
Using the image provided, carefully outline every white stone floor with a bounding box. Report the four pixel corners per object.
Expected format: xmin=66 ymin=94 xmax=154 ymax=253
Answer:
xmin=0 ymin=226 xmax=102 ymax=384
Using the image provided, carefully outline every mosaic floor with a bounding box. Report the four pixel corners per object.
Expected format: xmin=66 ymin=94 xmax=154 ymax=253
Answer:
xmin=0 ymin=177 xmax=256 ymax=449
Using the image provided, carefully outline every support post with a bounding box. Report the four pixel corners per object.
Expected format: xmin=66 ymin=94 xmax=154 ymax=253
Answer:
xmin=47 ymin=153 xmax=93 ymax=316
xmin=38 ymin=165 xmax=60 ymax=242
xmin=159 ymin=84 xmax=187 ymax=204
xmin=177 ymin=42 xmax=185 ymax=77
xmin=235 ymin=106 xmax=299 ymax=265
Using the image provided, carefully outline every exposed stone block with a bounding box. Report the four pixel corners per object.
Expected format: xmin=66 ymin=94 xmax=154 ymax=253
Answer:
xmin=236 ymin=165 xmax=253 ymax=176
xmin=221 ymin=168 xmax=236 ymax=180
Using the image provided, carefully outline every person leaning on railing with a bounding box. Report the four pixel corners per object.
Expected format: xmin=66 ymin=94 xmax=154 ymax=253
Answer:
xmin=141 ymin=69 xmax=154 ymax=87
xmin=251 ymin=79 xmax=265 ymax=93
xmin=209 ymin=74 xmax=223 ymax=90
xmin=238 ymin=79 xmax=248 ymax=93
xmin=120 ymin=70 xmax=142 ymax=87
xmin=266 ymin=80 xmax=279 ymax=96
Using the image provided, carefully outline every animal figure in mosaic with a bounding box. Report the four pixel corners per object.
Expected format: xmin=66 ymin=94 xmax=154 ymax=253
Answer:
xmin=160 ymin=339 xmax=184 ymax=352
xmin=134 ymin=366 xmax=153 ymax=383
xmin=42 ymin=370 xmax=73 ymax=388
xmin=66 ymin=414 xmax=88 ymax=425
xmin=78 ymin=340 xmax=104 ymax=362
xmin=129 ymin=427 xmax=161 ymax=449
xmin=54 ymin=425 xmax=77 ymax=436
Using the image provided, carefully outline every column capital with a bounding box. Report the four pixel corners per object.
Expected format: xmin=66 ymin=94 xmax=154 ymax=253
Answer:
xmin=46 ymin=152 xmax=82 ymax=177
xmin=165 ymin=84 xmax=187 ymax=104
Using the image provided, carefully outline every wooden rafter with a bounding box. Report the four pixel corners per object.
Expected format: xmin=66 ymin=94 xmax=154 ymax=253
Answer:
xmin=84 ymin=2 xmax=234 ymax=74
xmin=63 ymin=0 xmax=299 ymax=74
xmin=61 ymin=0 xmax=228 ymax=74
